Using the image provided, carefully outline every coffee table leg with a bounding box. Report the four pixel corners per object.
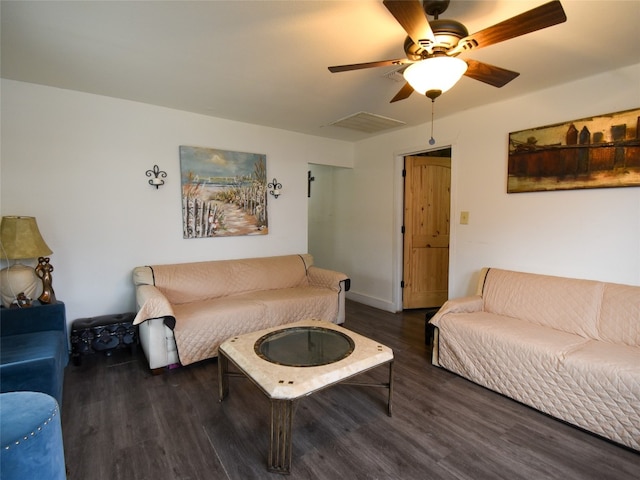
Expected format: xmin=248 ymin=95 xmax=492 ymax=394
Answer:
xmin=218 ymin=352 xmax=229 ymax=402
xmin=269 ymin=399 xmax=294 ymax=474
xmin=387 ymin=360 xmax=394 ymax=417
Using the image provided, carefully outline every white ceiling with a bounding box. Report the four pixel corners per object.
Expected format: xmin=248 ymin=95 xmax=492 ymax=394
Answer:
xmin=2 ymin=0 xmax=639 ymax=142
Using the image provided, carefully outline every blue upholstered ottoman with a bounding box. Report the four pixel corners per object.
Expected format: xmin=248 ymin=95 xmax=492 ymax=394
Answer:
xmin=0 ymin=391 xmax=66 ymax=480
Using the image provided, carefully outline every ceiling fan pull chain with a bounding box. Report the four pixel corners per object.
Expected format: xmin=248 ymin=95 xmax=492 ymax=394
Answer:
xmin=429 ymin=98 xmax=436 ymax=145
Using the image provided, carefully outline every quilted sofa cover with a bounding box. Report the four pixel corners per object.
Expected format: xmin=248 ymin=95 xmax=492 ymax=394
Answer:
xmin=430 ymin=268 xmax=639 ymax=450
xmin=133 ymin=254 xmax=349 ymax=369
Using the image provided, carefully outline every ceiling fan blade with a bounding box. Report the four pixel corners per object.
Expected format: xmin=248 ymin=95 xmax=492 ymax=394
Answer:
xmin=457 ymin=0 xmax=566 ymax=52
xmin=328 ymin=58 xmax=410 ymax=73
xmin=383 ymin=0 xmax=435 ymax=48
xmin=464 ymin=59 xmax=520 ymax=88
xmin=390 ymin=82 xmax=414 ymax=103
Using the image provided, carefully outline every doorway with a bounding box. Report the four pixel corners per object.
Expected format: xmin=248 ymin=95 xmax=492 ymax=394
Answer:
xmin=402 ymin=148 xmax=451 ymax=309
xmin=308 ymin=164 xmax=351 ymax=272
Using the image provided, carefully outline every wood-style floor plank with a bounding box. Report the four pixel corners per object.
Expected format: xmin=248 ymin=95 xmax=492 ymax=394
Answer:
xmin=61 ymin=300 xmax=639 ymax=479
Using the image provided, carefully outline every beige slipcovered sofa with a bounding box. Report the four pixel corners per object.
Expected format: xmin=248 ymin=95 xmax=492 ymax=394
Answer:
xmin=133 ymin=254 xmax=349 ymax=371
xmin=430 ymin=268 xmax=639 ymax=450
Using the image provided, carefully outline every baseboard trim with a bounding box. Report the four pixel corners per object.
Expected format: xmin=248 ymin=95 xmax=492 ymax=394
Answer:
xmin=346 ymin=291 xmax=397 ymax=313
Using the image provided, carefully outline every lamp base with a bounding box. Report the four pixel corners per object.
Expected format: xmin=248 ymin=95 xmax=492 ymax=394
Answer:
xmin=0 ymin=264 xmax=40 ymax=308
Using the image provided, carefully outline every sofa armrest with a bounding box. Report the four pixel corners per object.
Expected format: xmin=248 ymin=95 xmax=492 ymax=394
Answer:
xmin=133 ymin=285 xmax=176 ymax=326
xmin=307 ymin=266 xmax=349 ymax=324
xmin=429 ymin=295 xmax=482 ymax=367
xmin=0 ymin=302 xmax=66 ymax=337
xmin=137 ymin=318 xmax=179 ymax=370
xmin=429 ymin=295 xmax=483 ymax=327
xmin=133 ymin=266 xmax=154 ymax=286
xmin=307 ymin=266 xmax=350 ymax=292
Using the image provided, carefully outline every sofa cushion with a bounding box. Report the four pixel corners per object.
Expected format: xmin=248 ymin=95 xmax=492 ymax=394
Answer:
xmin=559 ymin=340 xmax=640 ymax=449
xmin=435 ymin=311 xmax=589 ymax=415
xmin=597 ymin=282 xmax=640 ymax=347
xmin=482 ymin=268 xmax=602 ymax=339
xmin=151 ymin=255 xmax=309 ymax=304
xmin=248 ymin=287 xmax=340 ymax=323
xmin=172 ymin=297 xmax=267 ymax=365
xmin=170 ymin=286 xmax=342 ymax=366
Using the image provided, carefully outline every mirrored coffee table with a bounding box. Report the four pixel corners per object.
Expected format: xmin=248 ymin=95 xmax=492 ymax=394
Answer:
xmin=218 ymin=319 xmax=394 ymax=474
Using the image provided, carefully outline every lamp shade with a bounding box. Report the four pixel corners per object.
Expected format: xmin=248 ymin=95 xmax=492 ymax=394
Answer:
xmin=403 ymin=56 xmax=468 ymax=96
xmin=0 ymin=216 xmax=52 ymax=260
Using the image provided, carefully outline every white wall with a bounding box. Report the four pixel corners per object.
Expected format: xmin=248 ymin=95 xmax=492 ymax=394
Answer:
xmin=308 ymin=164 xmax=336 ymax=268
xmin=343 ymin=63 xmax=640 ymax=311
xmin=307 ymin=163 xmax=354 ymax=274
xmin=3 ymin=63 xmax=639 ymax=326
xmin=1 ymin=80 xmax=353 ymax=325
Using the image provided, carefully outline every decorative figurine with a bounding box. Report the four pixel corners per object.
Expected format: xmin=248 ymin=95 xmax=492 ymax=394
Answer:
xmin=35 ymin=256 xmax=56 ymax=304
xmin=10 ymin=292 xmax=32 ymax=308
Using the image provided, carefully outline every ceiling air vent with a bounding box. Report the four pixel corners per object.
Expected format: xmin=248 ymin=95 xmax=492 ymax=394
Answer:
xmin=382 ymin=70 xmax=406 ymax=83
xmin=329 ymin=111 xmax=406 ymax=133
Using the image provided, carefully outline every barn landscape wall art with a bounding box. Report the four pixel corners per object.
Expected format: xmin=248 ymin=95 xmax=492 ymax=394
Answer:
xmin=179 ymin=146 xmax=268 ymax=238
xmin=508 ymin=108 xmax=640 ymax=193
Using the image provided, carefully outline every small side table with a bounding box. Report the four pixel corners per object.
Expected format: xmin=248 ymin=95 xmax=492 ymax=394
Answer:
xmin=70 ymin=312 xmax=137 ymax=365
xmin=425 ymin=307 xmax=440 ymax=345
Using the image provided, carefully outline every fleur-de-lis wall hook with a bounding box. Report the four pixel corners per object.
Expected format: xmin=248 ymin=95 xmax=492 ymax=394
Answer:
xmin=146 ymin=165 xmax=167 ymax=189
xmin=268 ymin=178 xmax=283 ymax=198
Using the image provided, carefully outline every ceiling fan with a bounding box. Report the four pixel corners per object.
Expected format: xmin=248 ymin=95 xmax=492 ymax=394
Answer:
xmin=328 ymin=0 xmax=567 ymax=102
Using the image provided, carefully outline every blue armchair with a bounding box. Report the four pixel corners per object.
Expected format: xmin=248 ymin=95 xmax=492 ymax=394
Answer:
xmin=0 ymin=302 xmax=68 ymax=406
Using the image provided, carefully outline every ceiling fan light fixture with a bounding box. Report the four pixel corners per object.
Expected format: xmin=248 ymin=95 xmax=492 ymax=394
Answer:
xmin=403 ymin=56 xmax=468 ymax=96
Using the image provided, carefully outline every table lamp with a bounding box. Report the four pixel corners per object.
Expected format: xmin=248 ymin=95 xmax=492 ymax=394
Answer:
xmin=0 ymin=216 xmax=54 ymax=308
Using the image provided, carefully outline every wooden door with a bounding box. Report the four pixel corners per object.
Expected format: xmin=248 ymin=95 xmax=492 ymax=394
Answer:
xmin=403 ymin=155 xmax=451 ymax=309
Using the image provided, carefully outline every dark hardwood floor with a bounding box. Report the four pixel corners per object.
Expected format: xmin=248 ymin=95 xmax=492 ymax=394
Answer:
xmin=61 ymin=300 xmax=639 ymax=479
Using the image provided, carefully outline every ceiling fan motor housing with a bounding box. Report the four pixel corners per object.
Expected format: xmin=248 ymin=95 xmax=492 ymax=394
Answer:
xmin=404 ymin=18 xmax=469 ymax=59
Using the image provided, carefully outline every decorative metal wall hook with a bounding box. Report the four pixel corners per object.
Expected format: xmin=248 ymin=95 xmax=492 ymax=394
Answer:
xmin=307 ymin=171 xmax=315 ymax=198
xmin=146 ymin=165 xmax=167 ymax=189
xmin=268 ymin=178 xmax=283 ymax=198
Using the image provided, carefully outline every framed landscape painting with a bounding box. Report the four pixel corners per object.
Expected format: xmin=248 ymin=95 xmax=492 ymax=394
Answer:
xmin=179 ymin=146 xmax=268 ymax=238
xmin=508 ymin=108 xmax=640 ymax=193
